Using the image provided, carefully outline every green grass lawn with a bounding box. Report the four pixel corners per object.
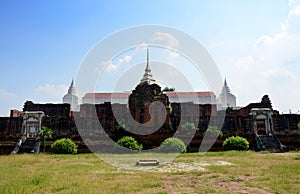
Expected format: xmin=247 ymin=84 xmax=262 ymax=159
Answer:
xmin=0 ymin=151 xmax=299 ymax=193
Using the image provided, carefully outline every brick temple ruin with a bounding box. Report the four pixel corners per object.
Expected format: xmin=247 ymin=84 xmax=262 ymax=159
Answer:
xmin=0 ymin=50 xmax=299 ymax=154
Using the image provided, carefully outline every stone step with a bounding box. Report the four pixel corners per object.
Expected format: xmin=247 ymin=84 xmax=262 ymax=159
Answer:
xmin=18 ymin=139 xmax=39 ymax=153
xmin=258 ymin=135 xmax=282 ymax=153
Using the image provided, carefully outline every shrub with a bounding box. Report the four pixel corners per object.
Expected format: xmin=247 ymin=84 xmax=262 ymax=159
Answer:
xmin=203 ymin=126 xmax=223 ymax=138
xmin=115 ymin=136 xmax=142 ymax=151
xmin=160 ymin=137 xmax=186 ymax=153
xmin=223 ymin=136 xmax=249 ymax=151
xmin=51 ymin=138 xmax=78 ymax=154
xmin=182 ymin=122 xmax=199 ymax=132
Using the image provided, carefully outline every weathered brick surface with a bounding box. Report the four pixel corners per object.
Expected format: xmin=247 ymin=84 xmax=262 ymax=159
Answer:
xmin=1 ymin=94 xmax=300 ymax=153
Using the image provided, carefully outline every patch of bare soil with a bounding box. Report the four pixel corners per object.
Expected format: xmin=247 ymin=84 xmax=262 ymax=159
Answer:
xmin=162 ymin=174 xmax=198 ymax=194
xmin=136 ymin=160 xmax=233 ymax=173
xmin=162 ymin=173 xmax=273 ymax=194
xmin=217 ymin=180 xmax=272 ymax=194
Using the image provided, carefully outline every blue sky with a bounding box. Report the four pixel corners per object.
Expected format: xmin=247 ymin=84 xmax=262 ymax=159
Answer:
xmin=0 ymin=0 xmax=299 ymax=115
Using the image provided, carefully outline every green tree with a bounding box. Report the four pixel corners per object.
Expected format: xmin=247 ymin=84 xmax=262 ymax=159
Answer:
xmin=182 ymin=122 xmax=199 ymax=132
xmin=297 ymin=122 xmax=300 ymax=136
xmin=203 ymin=126 xmax=223 ymax=139
xmin=39 ymin=126 xmax=53 ymax=153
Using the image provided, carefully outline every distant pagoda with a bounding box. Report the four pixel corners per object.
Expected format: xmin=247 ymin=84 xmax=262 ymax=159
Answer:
xmin=217 ymin=79 xmax=236 ymax=109
xmin=63 ymin=79 xmax=80 ymax=111
xmin=129 ymin=49 xmax=170 ymax=125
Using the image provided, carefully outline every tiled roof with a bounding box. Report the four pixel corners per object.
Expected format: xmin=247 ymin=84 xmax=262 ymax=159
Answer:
xmin=83 ymin=91 xmax=215 ymax=98
xmin=84 ymin=93 xmax=130 ymax=98
xmin=165 ymin=92 xmax=215 ymax=97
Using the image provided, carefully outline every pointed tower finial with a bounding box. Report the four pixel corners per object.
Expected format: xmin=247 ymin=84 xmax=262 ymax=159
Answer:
xmin=222 ymin=78 xmax=231 ymax=94
xmin=68 ymin=79 xmax=77 ymax=94
xmin=63 ymin=79 xmax=80 ymax=111
xmin=147 ymin=48 xmax=149 ymax=67
xmin=70 ymin=78 xmax=74 ymax=87
xmin=140 ymin=48 xmax=156 ymax=84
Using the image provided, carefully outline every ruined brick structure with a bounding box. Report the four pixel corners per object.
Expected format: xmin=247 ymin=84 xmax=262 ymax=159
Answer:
xmin=23 ymin=101 xmax=71 ymax=117
xmin=223 ymin=95 xmax=279 ymax=133
xmin=1 ymin=93 xmax=300 ymax=154
xmin=0 ymin=102 xmax=76 ymax=154
xmin=129 ymin=82 xmax=170 ymax=125
xmin=0 ymin=51 xmax=299 ymax=153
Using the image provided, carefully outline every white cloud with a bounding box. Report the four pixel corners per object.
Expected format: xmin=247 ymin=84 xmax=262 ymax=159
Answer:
xmin=0 ymin=88 xmax=17 ymax=116
xmin=255 ymin=35 xmax=276 ymax=47
xmin=289 ymin=0 xmax=300 ymax=6
xmin=135 ymin=43 xmax=148 ymax=50
xmin=151 ymin=32 xmax=181 ymax=66
xmin=281 ymin=3 xmax=300 ymax=33
xmin=34 ymin=84 xmax=68 ymax=102
xmin=208 ymin=1 xmax=300 ymax=112
xmin=118 ymin=55 xmax=132 ymax=64
xmin=253 ymin=2 xmax=300 ymax=71
xmin=101 ymin=55 xmax=132 ymax=73
xmin=152 ymin=32 xmax=179 ymax=50
xmin=105 ymin=60 xmax=117 ymax=72
xmin=169 ymin=51 xmax=179 ymax=59
xmin=229 ymin=1 xmax=300 ymax=112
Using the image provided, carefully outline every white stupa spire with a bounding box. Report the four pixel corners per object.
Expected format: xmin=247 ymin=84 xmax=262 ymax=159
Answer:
xmin=68 ymin=79 xmax=78 ymax=95
xmin=140 ymin=48 xmax=155 ymax=84
xmin=217 ymin=78 xmax=236 ymax=109
xmin=222 ymin=78 xmax=231 ymax=94
xmin=63 ymin=79 xmax=80 ymax=111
